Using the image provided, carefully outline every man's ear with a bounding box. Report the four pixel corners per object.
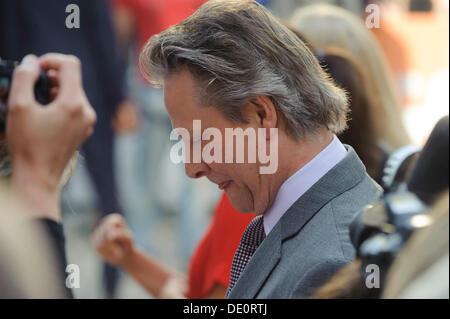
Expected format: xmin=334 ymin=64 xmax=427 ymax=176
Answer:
xmin=251 ymin=95 xmax=277 ymax=129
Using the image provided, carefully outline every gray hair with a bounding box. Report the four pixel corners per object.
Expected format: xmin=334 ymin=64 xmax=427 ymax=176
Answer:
xmin=140 ymin=0 xmax=349 ymax=140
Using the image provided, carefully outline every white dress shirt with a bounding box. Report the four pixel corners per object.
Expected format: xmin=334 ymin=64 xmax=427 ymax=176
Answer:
xmin=263 ymin=135 xmax=347 ymax=235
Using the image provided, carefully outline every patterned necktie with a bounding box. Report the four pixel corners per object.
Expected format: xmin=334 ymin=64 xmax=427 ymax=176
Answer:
xmin=227 ymin=215 xmax=266 ymax=296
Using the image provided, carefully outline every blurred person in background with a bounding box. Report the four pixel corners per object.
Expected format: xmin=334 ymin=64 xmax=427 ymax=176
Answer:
xmin=269 ymin=0 xmax=366 ymax=20
xmin=290 ymin=3 xmax=411 ymax=155
xmin=186 ymin=194 xmax=253 ymax=298
xmin=362 ymin=0 xmax=409 ymax=105
xmin=363 ymin=0 xmax=449 ymax=145
xmin=316 ymin=49 xmax=389 ymax=184
xmin=0 ymin=0 xmax=127 ymax=298
xmin=281 ymin=22 xmax=388 ymax=182
xmin=92 ymin=193 xmax=253 ymax=298
xmin=110 ymin=0 xmax=217 ymax=268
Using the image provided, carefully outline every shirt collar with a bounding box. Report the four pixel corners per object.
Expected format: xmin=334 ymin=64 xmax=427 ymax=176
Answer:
xmin=263 ymin=135 xmax=347 ymax=235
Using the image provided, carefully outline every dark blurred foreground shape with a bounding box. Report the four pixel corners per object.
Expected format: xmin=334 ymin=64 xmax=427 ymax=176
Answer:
xmin=0 ymin=184 xmax=71 ymax=298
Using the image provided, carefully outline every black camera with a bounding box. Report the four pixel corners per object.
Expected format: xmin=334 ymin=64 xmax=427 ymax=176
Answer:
xmin=349 ymin=145 xmax=428 ymax=297
xmin=0 ymin=59 xmax=51 ymax=134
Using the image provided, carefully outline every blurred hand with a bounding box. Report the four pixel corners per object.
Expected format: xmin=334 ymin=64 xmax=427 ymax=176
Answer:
xmin=112 ymin=100 xmax=139 ymax=133
xmin=91 ymin=213 xmax=135 ymax=267
xmin=7 ymin=53 xmax=96 ymax=220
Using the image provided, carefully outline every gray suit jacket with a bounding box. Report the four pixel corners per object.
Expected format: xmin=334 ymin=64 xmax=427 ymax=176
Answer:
xmin=227 ymin=146 xmax=382 ymax=299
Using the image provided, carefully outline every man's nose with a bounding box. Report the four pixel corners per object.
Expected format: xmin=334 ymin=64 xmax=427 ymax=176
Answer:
xmin=185 ymin=161 xmax=210 ymax=179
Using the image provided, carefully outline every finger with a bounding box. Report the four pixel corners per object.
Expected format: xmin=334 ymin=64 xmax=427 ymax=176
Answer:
xmin=98 ymin=246 xmax=121 ymax=262
xmin=107 ymin=228 xmax=130 ymax=243
xmin=38 ymin=53 xmax=82 ymax=97
xmin=113 ymin=230 xmax=133 ymax=244
xmin=91 ymin=226 xmax=107 ymax=249
xmin=47 ymin=69 xmax=60 ymax=87
xmin=8 ymin=55 xmax=40 ymax=109
xmin=83 ymin=105 xmax=96 ymax=138
xmin=50 ymin=87 xmax=59 ymax=101
xmin=107 ymin=214 xmax=126 ymax=228
xmin=97 ymin=215 xmax=125 ymax=243
xmin=106 ymin=213 xmax=124 ymax=223
xmin=85 ymin=126 xmax=94 ymax=139
xmin=106 ymin=229 xmax=120 ymax=242
xmin=93 ymin=215 xmax=116 ymax=244
xmin=99 ymin=214 xmax=121 ymax=231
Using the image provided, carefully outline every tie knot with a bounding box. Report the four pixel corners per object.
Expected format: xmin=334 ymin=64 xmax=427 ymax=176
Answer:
xmin=241 ymin=216 xmax=265 ymax=248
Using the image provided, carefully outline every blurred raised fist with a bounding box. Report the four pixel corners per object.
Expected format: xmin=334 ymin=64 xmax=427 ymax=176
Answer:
xmin=91 ymin=213 xmax=134 ymax=267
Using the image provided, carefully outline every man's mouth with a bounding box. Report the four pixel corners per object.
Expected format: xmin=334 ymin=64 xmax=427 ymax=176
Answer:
xmin=218 ymin=180 xmax=232 ymax=190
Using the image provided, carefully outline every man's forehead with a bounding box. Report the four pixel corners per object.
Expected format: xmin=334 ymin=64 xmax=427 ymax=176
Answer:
xmin=163 ymin=68 xmax=232 ymax=132
xmin=164 ymin=69 xmax=202 ymax=121
xmin=164 ymin=68 xmax=199 ymax=101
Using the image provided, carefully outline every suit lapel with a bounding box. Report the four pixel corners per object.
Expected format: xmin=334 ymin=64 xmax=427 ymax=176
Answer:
xmin=228 ymin=147 xmax=367 ymax=298
xmin=281 ymin=146 xmax=366 ymax=240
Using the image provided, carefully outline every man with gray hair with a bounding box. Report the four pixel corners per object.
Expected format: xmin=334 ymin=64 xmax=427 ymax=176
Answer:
xmin=140 ymin=0 xmax=382 ymax=298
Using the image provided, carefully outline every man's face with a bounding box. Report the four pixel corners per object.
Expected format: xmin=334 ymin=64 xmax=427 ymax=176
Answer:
xmin=164 ymin=69 xmax=268 ymax=214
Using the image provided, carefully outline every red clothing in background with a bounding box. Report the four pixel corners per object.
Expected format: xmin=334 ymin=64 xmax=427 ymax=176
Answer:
xmin=187 ymin=193 xmax=254 ymax=299
xmin=112 ymin=0 xmax=206 ymax=51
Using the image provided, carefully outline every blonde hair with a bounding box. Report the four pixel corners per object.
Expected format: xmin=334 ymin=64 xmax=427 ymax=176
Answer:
xmin=1 ymin=141 xmax=78 ymax=190
xmin=290 ymin=4 xmax=410 ymax=149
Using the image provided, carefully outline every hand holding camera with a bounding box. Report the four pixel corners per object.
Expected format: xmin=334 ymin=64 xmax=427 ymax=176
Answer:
xmin=6 ymin=54 xmax=96 ymax=220
xmin=0 ymin=58 xmax=51 ymax=134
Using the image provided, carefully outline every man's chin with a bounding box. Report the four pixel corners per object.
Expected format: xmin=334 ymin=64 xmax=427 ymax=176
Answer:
xmin=226 ymin=192 xmax=253 ymax=214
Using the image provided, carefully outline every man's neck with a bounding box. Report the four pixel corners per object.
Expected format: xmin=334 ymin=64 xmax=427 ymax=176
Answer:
xmin=282 ymin=129 xmax=334 ymax=183
xmin=262 ymin=131 xmax=347 ymax=235
xmin=256 ymin=129 xmax=334 ymax=215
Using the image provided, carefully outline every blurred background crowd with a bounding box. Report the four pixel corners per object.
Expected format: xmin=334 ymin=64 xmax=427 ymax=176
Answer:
xmin=0 ymin=0 xmax=448 ymax=299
